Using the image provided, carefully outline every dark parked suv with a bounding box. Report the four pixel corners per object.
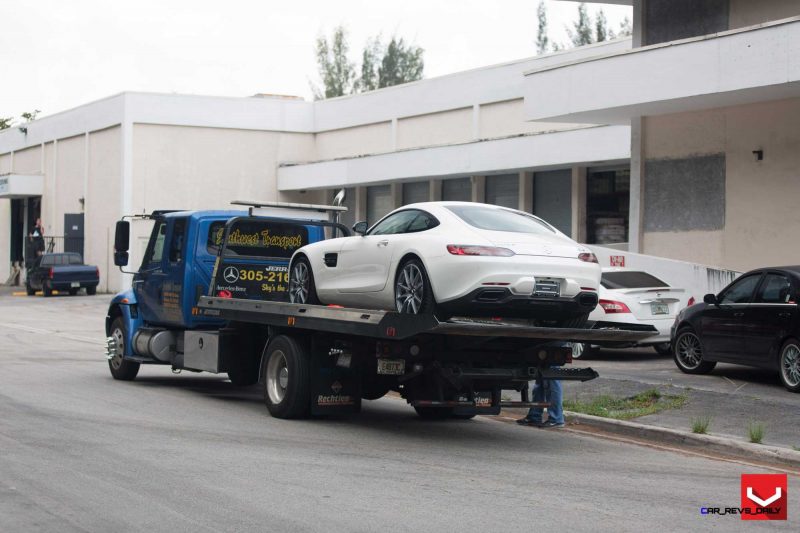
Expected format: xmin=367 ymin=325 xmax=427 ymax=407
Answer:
xmin=26 ymin=253 xmax=100 ymax=297
xmin=671 ymin=266 xmax=800 ymax=392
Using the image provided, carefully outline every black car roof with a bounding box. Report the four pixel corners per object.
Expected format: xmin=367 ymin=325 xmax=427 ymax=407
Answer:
xmin=741 ymin=266 xmax=800 ymax=278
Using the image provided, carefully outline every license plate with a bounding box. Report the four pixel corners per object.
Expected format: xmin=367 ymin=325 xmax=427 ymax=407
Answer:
xmin=377 ymin=358 xmax=405 ymax=375
xmin=651 ymin=303 xmax=669 ymax=315
xmin=70 ymin=282 xmax=80 ymax=288
xmin=534 ymin=280 xmax=560 ymax=297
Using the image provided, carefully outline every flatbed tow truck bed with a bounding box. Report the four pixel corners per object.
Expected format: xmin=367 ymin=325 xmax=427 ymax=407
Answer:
xmin=198 ymin=296 xmax=656 ymax=419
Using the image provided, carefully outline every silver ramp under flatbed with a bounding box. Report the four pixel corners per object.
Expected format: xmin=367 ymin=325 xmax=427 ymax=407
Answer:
xmin=199 ymin=296 xmax=656 ymax=343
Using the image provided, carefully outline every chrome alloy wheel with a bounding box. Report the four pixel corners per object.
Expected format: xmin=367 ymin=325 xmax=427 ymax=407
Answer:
xmin=395 ymin=263 xmax=424 ymax=314
xmin=676 ymin=332 xmax=703 ymax=369
xmin=110 ymin=327 xmax=125 ymax=370
xmin=289 ymin=262 xmax=309 ymax=303
xmin=781 ymin=343 xmax=800 ymax=388
xmin=266 ymin=349 xmax=289 ymax=404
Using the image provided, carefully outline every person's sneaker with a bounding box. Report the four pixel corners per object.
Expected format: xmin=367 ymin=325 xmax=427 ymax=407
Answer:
xmin=516 ymin=417 xmax=540 ymax=426
xmin=538 ymin=420 xmax=565 ymax=429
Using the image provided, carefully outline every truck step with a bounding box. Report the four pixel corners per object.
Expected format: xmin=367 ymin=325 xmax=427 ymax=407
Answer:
xmin=498 ymin=402 xmax=550 ymax=408
xmin=539 ymin=367 xmax=599 ymax=382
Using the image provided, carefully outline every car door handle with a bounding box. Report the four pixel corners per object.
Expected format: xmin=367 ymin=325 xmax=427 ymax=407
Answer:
xmin=377 ymin=240 xmax=389 ymax=247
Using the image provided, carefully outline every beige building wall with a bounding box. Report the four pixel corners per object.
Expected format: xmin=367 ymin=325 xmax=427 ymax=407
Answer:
xmin=0 ymin=154 xmax=10 ymax=280
xmin=729 ymin=0 xmax=800 ymax=30
xmin=642 ymin=97 xmax=800 ymax=271
xmin=315 ymin=122 xmax=391 ymax=160
xmin=396 ymin=107 xmax=472 ymax=150
xmin=479 ymin=99 xmax=583 ymax=139
xmin=54 ymin=135 xmax=86 ymax=238
xmin=86 ymin=127 xmax=122 ymax=293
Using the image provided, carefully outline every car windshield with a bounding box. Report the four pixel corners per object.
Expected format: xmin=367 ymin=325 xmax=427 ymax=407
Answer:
xmin=602 ymin=271 xmax=669 ymax=289
xmin=446 ymin=205 xmax=555 ymax=235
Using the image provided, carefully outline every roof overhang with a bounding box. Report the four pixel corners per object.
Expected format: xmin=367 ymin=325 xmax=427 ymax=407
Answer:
xmin=0 ymin=174 xmax=44 ymax=199
xmin=523 ymin=17 xmax=800 ymax=124
xmin=277 ymin=125 xmax=630 ymax=190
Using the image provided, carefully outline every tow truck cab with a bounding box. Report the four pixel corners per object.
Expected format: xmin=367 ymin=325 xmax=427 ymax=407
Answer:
xmin=105 ymin=208 xmax=327 ymax=371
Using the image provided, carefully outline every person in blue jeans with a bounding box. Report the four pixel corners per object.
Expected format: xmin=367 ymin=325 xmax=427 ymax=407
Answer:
xmin=517 ymin=374 xmax=564 ymax=428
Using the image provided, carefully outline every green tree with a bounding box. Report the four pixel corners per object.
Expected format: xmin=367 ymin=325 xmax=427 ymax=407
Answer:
xmin=595 ymin=8 xmax=611 ymax=42
xmin=566 ymin=3 xmax=594 ymax=47
xmin=377 ymin=37 xmax=424 ymax=89
xmin=356 ymin=36 xmax=382 ymax=92
xmin=312 ymin=26 xmax=356 ymax=100
xmin=535 ymin=1 xmax=550 ymax=55
xmin=618 ymin=16 xmax=632 ymax=38
xmin=0 ymin=117 xmax=12 ymax=130
xmin=21 ymin=109 xmax=40 ymax=122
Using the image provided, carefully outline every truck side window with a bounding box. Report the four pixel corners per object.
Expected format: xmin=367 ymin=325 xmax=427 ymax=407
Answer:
xmin=143 ymin=222 xmax=167 ymax=266
xmin=169 ymin=219 xmax=187 ymax=263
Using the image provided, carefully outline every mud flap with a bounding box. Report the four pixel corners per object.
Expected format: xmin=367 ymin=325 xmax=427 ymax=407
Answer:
xmin=309 ymin=337 xmax=362 ymax=415
xmin=452 ymin=389 xmax=501 ymax=416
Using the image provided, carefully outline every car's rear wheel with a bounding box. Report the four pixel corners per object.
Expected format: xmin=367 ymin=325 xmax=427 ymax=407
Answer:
xmin=673 ymin=328 xmax=716 ymax=374
xmin=289 ymin=257 xmax=320 ymax=305
xmin=394 ymin=258 xmax=435 ymax=315
xmin=778 ymin=338 xmax=800 ymax=393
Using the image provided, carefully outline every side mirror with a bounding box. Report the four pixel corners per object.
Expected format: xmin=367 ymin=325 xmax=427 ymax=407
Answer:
xmin=114 ymin=251 xmax=129 ymax=267
xmin=114 ymin=220 xmax=130 ymax=253
xmin=353 ymin=221 xmax=368 ymax=235
xmin=703 ymin=293 xmax=717 ymax=305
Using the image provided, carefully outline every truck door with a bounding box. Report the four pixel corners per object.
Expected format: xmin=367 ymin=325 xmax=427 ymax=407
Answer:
xmin=134 ymin=220 xmax=169 ymax=325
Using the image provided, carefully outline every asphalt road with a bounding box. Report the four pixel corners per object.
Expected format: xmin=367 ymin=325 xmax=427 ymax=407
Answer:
xmin=1 ymin=292 xmax=797 ymax=532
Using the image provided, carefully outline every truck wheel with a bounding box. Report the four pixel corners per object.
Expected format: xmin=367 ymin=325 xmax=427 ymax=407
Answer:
xmin=361 ymin=381 xmax=391 ymax=401
xmin=87 ymin=286 xmax=97 ymax=295
xmin=289 ymin=257 xmax=320 ymax=305
xmin=673 ymin=327 xmax=716 ymax=374
xmin=108 ymin=317 xmax=140 ymax=381
xmin=262 ymin=335 xmax=311 ymax=419
xmin=414 ymin=406 xmax=455 ymax=419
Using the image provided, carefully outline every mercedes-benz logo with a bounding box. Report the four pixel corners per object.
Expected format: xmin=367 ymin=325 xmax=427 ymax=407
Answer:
xmin=223 ymin=266 xmax=240 ymax=283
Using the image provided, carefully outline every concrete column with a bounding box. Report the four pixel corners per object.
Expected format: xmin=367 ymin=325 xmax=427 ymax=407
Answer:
xmin=471 ymin=176 xmax=485 ymax=203
xmin=355 ymin=186 xmax=368 ymax=222
xmin=519 ymin=171 xmax=533 ymax=213
xmin=633 ymin=0 xmax=645 ymax=48
xmin=571 ymin=166 xmax=587 ymax=243
xmin=430 ymin=179 xmax=442 ymax=201
xmin=629 ymin=117 xmax=645 ymax=253
xmin=390 ymin=183 xmax=402 ymax=209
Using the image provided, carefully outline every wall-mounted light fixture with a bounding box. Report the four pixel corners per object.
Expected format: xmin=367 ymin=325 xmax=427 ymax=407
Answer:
xmin=18 ymin=126 xmax=27 ymax=135
xmin=752 ymin=149 xmax=764 ymax=161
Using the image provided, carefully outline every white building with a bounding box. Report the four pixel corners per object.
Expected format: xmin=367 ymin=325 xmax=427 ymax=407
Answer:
xmin=2 ymin=0 xmax=799 ymax=293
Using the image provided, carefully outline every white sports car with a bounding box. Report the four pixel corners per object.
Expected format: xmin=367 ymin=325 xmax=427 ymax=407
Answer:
xmin=288 ymin=202 xmax=601 ymax=324
xmin=572 ymin=268 xmax=693 ymax=357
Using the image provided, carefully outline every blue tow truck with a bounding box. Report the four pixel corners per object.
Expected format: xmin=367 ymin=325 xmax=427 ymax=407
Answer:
xmin=105 ymin=199 xmax=654 ymax=419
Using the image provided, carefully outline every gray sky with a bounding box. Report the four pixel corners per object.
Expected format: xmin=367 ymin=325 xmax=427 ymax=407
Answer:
xmin=1 ymin=1 xmax=631 ymax=119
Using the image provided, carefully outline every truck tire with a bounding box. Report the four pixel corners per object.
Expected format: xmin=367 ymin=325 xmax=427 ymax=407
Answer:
xmin=87 ymin=285 xmax=97 ymax=296
xmin=108 ymin=317 xmax=140 ymax=381
xmin=25 ymin=283 xmax=35 ymax=296
xmin=262 ymin=335 xmax=311 ymax=419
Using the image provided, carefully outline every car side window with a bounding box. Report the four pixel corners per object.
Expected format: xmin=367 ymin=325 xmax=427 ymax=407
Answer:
xmin=755 ymin=274 xmax=793 ymax=304
xmin=719 ymin=275 xmax=761 ymax=304
xmin=406 ymin=211 xmax=439 ymax=233
xmin=369 ymin=211 xmax=420 ymax=236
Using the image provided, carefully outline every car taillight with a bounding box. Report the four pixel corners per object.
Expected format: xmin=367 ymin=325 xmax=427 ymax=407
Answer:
xmin=48 ymin=267 xmax=54 ymax=279
xmin=447 ymin=245 xmax=515 ymax=257
xmin=578 ymin=252 xmax=599 ymax=263
xmin=687 ymin=296 xmax=695 ymax=307
xmin=599 ymin=299 xmax=631 ymax=313
xmin=96 ymin=267 xmax=100 ymax=279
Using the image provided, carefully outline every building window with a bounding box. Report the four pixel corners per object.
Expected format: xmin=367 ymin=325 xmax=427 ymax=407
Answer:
xmin=367 ymin=185 xmax=393 ymax=225
xmin=485 ymin=174 xmax=518 ymax=209
xmin=587 ymin=167 xmax=629 ymax=245
xmin=533 ymin=169 xmax=572 ymax=236
xmin=441 ymin=177 xmax=471 ymax=202
xmin=402 ymin=181 xmax=428 ymax=205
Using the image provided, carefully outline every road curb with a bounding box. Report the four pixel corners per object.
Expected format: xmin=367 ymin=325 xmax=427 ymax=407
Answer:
xmin=559 ymin=410 xmax=800 ymax=469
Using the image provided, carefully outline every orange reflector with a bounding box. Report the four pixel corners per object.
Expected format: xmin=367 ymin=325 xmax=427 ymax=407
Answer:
xmin=386 ymin=327 xmax=396 ymax=337
xmin=121 ymin=298 xmax=129 ymax=304
xmin=288 ymin=317 xmax=296 ymax=326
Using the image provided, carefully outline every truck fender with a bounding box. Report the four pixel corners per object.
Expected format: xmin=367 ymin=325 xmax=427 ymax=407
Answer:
xmin=106 ymin=289 xmax=142 ymax=357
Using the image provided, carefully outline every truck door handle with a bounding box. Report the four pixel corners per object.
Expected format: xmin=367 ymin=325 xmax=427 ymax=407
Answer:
xmin=377 ymin=240 xmax=389 ymax=247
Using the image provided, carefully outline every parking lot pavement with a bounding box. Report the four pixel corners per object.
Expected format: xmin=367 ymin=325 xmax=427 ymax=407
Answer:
xmin=2 ymin=292 xmax=798 ymax=532
xmin=562 ymin=349 xmax=800 ymax=450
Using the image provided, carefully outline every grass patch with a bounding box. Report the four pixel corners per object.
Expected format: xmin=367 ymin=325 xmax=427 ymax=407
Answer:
xmin=691 ymin=416 xmax=712 ymax=434
xmin=564 ymin=388 xmax=686 ymax=420
xmin=748 ymin=422 xmax=765 ymax=444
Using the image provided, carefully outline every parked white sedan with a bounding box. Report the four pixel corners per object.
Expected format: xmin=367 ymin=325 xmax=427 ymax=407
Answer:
xmin=288 ymin=202 xmax=601 ymax=324
xmin=572 ymin=268 xmax=694 ymax=357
